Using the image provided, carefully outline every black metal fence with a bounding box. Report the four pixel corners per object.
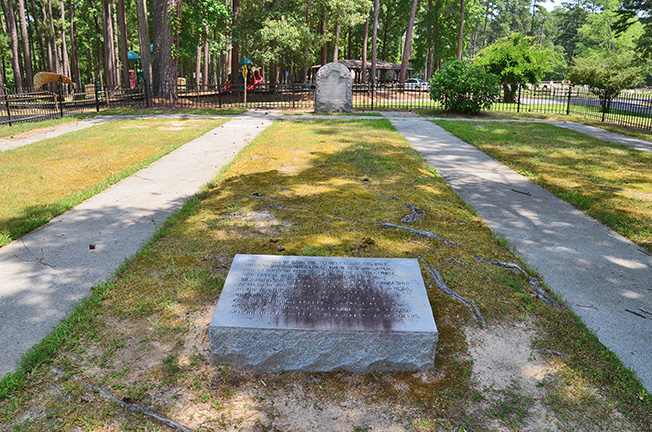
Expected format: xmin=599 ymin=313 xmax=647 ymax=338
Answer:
xmin=2 ymin=81 xmax=651 ymax=132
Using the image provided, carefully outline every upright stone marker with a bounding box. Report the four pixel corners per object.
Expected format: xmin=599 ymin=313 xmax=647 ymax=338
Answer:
xmin=314 ymin=62 xmax=353 ymax=113
xmin=209 ymin=254 xmax=438 ymax=372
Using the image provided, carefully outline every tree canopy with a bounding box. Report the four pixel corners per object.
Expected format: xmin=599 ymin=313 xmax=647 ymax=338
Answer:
xmin=475 ymin=32 xmax=561 ymax=101
xmin=0 ymin=0 xmax=649 ymax=94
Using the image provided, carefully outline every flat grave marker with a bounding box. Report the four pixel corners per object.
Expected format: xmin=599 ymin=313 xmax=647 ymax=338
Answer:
xmin=209 ymin=254 xmax=438 ymax=372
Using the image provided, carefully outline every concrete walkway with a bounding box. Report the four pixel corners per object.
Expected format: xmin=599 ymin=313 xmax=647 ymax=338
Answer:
xmin=0 ymin=113 xmax=273 ymax=376
xmin=418 ymin=116 xmax=652 ymax=153
xmin=1 ymin=110 xmax=650 ymax=391
xmin=0 ymin=116 xmax=118 ymax=152
xmin=389 ymin=117 xmax=652 ymax=392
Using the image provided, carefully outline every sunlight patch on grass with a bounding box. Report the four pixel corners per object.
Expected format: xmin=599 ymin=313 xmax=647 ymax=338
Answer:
xmin=0 ymin=117 xmax=226 ymax=247
xmin=435 ymin=120 xmax=652 ymax=252
xmin=1 ymin=119 xmax=649 ymax=431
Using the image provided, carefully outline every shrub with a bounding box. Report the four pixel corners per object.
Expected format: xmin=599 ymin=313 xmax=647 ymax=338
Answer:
xmin=429 ymin=60 xmax=501 ymax=114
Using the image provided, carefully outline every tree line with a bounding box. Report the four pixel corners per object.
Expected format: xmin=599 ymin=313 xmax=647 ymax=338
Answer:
xmin=1 ymin=0 xmax=650 ymax=98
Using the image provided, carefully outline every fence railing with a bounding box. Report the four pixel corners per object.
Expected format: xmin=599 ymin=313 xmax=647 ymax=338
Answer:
xmin=2 ymin=82 xmax=651 ymax=132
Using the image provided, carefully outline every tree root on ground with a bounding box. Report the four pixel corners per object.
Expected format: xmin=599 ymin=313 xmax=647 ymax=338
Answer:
xmin=254 ymin=194 xmax=560 ymax=310
xmin=419 ymin=257 xmax=486 ymax=327
xmin=472 ymin=255 xmax=561 ymax=309
xmin=400 ymin=203 xmax=425 ymax=223
xmin=377 ymin=222 xmax=460 ymax=248
xmin=51 ymin=368 xmax=194 ymax=432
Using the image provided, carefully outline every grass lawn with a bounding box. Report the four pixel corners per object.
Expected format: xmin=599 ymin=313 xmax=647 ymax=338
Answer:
xmin=0 ymin=116 xmax=90 ymax=138
xmin=282 ymin=109 xmax=383 ymax=116
xmin=415 ymin=107 xmax=652 ymax=142
xmin=95 ymin=106 xmax=248 ymax=116
xmin=435 ymin=121 xmax=652 ymax=253
xmin=1 ymin=119 xmax=649 ymax=431
xmin=0 ymin=117 xmax=226 ymax=247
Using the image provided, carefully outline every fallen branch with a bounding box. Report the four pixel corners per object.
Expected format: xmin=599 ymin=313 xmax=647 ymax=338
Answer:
xmin=51 ymin=368 xmax=194 ymax=432
xmin=378 ymin=222 xmax=460 ymax=249
xmin=419 ymin=258 xmax=486 ymax=327
xmin=400 ymin=204 xmax=425 ymax=223
xmin=625 ymin=309 xmax=650 ymax=320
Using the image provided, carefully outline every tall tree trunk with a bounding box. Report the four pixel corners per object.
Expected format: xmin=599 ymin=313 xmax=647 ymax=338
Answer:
xmin=135 ymin=0 xmax=152 ymax=89
xmin=60 ymin=1 xmax=70 ymax=79
xmin=17 ymin=0 xmax=32 ymax=87
xmin=231 ymin=0 xmax=239 ymax=85
xmin=42 ymin=2 xmax=54 ymax=71
xmin=361 ymin=13 xmax=369 ymax=83
xmin=370 ymin=0 xmax=379 ymax=85
xmin=29 ymin=0 xmax=45 ymax=72
xmin=320 ymin=17 xmax=327 ymax=66
xmin=101 ymin=0 xmax=117 ymax=88
xmin=118 ymin=0 xmax=129 ymax=87
xmin=94 ymin=14 xmax=105 ymax=88
xmin=347 ymin=26 xmax=352 ymax=60
xmin=399 ymin=0 xmax=418 ymax=84
xmin=195 ymin=43 xmax=201 ymax=88
xmin=203 ymin=26 xmax=209 ymax=87
xmin=152 ymin=0 xmax=178 ymax=98
xmin=426 ymin=0 xmax=433 ymax=78
xmin=0 ymin=0 xmax=23 ymax=91
xmin=332 ymin=23 xmax=340 ymax=62
xmin=47 ymin=0 xmax=60 ymax=73
xmin=457 ymin=0 xmax=465 ymax=60
xmin=69 ymin=0 xmax=81 ymax=86
xmin=112 ymin=2 xmax=120 ymax=81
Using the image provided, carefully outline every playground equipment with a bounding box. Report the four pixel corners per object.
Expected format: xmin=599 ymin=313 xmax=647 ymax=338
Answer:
xmin=220 ymin=57 xmax=264 ymax=93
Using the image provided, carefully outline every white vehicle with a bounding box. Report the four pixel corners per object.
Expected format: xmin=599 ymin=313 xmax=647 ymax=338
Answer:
xmin=403 ymin=78 xmax=430 ymax=91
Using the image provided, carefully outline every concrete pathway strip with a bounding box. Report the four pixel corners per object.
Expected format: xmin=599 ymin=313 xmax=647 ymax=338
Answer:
xmin=0 ymin=115 xmax=273 ymax=376
xmin=0 ymin=117 xmax=118 ymax=152
xmin=423 ymin=117 xmax=652 ymax=153
xmin=390 ymin=117 xmax=652 ymax=392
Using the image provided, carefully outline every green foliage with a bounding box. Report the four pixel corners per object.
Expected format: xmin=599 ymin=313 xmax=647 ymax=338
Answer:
xmin=567 ymin=54 xmax=642 ymax=113
xmin=429 ymin=60 xmax=501 ymax=114
xmin=475 ymin=33 xmax=562 ymax=102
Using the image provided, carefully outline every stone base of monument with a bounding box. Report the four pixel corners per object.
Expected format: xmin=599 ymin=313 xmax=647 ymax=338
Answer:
xmin=209 ymin=254 xmax=438 ymax=372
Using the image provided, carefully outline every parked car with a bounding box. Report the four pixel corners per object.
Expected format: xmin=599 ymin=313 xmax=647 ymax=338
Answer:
xmin=403 ymin=78 xmax=430 ymax=91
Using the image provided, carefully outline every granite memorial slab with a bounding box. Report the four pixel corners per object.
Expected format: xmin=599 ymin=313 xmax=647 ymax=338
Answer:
xmin=314 ymin=62 xmax=353 ymax=113
xmin=209 ymin=254 xmax=438 ymax=372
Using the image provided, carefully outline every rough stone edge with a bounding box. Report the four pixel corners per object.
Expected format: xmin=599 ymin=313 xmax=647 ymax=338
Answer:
xmin=209 ymin=326 xmax=438 ymax=373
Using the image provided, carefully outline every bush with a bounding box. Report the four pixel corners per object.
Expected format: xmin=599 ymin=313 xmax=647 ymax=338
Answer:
xmin=429 ymin=61 xmax=501 ymax=114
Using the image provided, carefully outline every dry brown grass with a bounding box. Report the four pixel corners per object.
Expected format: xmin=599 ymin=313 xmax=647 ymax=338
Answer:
xmin=0 ymin=117 xmax=226 ymax=247
xmin=1 ymin=119 xmax=649 ymax=431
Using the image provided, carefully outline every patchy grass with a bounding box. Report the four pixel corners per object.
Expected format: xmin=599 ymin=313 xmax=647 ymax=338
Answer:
xmin=96 ymin=106 xmax=247 ymax=116
xmin=0 ymin=119 xmax=649 ymax=431
xmin=282 ymin=109 xmax=383 ymax=116
xmin=435 ymin=120 xmax=652 ymax=253
xmin=416 ymin=107 xmax=652 ymax=142
xmin=0 ymin=116 xmax=91 ymax=138
xmin=0 ymin=117 xmax=226 ymax=247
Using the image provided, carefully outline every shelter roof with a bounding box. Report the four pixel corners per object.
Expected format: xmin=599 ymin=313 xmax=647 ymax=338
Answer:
xmin=312 ymin=60 xmax=412 ymax=71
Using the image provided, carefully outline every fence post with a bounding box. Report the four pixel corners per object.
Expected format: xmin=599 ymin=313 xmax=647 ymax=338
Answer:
xmin=566 ymin=84 xmax=572 ymax=115
xmin=95 ymin=81 xmax=100 ymax=112
xmin=4 ymin=86 xmax=11 ymax=126
xmin=371 ymin=81 xmax=374 ymax=111
xmin=58 ymin=78 xmax=64 ymax=118
xmin=517 ymin=84 xmax=521 ymax=113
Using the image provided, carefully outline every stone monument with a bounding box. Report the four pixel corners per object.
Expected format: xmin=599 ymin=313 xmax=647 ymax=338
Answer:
xmin=314 ymin=62 xmax=353 ymax=113
xmin=209 ymin=254 xmax=438 ymax=372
